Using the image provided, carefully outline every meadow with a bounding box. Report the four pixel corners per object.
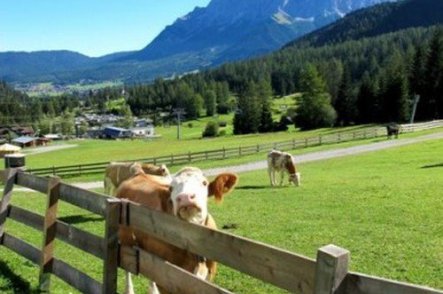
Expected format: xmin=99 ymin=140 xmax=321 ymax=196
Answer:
xmin=1 ymin=132 xmax=442 ymax=293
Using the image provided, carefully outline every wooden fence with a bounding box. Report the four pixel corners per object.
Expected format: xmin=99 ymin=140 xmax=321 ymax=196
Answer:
xmin=26 ymin=128 xmax=381 ymax=177
xmin=1 ymin=169 xmax=442 ymax=294
xmin=24 ymin=120 xmax=443 ymax=177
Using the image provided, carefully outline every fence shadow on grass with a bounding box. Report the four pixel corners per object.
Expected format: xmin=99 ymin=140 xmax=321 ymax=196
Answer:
xmin=235 ymin=185 xmax=269 ymax=190
xmin=0 ymin=260 xmax=38 ymax=294
xmin=421 ymin=163 xmax=443 ymax=169
xmin=58 ymin=214 xmax=104 ymax=225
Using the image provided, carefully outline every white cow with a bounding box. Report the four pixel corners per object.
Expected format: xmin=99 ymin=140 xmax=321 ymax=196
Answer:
xmin=117 ymin=166 xmax=238 ymax=294
xmin=267 ymin=150 xmax=300 ymax=186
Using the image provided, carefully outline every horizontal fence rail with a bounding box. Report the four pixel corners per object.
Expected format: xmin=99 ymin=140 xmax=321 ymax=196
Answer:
xmin=1 ymin=170 xmax=443 ymax=293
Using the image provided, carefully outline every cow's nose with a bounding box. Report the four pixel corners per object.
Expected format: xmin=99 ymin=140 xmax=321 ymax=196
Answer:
xmin=176 ymin=193 xmax=196 ymax=205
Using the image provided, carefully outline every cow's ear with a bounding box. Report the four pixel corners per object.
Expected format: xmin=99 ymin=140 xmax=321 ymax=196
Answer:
xmin=208 ymin=173 xmax=238 ymax=203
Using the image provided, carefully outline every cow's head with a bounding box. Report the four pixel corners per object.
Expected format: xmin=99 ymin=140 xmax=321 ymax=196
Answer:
xmin=289 ymin=172 xmax=301 ymax=186
xmin=169 ymin=167 xmax=238 ymax=224
xmin=284 ymin=155 xmax=301 ymax=186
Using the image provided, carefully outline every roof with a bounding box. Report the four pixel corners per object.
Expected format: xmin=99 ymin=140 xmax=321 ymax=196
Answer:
xmin=0 ymin=143 xmax=21 ymax=152
xmin=12 ymin=136 xmax=37 ymax=144
xmin=104 ymin=126 xmax=129 ymax=132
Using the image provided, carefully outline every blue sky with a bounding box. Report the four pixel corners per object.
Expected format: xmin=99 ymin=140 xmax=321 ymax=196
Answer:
xmin=0 ymin=0 xmax=210 ymax=57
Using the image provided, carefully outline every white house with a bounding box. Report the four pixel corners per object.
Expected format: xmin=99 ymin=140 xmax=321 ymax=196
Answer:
xmin=130 ymin=125 xmax=155 ymax=137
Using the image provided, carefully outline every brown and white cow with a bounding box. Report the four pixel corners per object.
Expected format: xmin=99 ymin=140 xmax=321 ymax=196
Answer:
xmin=104 ymin=161 xmax=171 ymax=196
xmin=267 ymin=150 xmax=301 ymax=187
xmin=116 ymin=166 xmax=238 ymax=294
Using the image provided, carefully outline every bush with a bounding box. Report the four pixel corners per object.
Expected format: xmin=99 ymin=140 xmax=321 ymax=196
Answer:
xmin=202 ymin=121 xmax=219 ymax=137
xmin=218 ymin=130 xmax=227 ymax=136
xmin=218 ymin=121 xmax=227 ymax=127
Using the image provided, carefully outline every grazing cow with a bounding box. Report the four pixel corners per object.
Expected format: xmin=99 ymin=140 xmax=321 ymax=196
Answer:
xmin=386 ymin=123 xmax=401 ymax=139
xmin=104 ymin=162 xmax=171 ymax=196
xmin=267 ymin=150 xmax=300 ymax=187
xmin=116 ymin=166 xmax=238 ymax=294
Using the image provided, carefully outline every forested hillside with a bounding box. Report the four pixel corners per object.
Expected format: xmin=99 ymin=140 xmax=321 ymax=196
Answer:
xmin=286 ymin=0 xmax=443 ymax=48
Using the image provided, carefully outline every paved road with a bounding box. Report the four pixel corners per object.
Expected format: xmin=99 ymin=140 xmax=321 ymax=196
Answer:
xmin=6 ymin=132 xmax=443 ymax=192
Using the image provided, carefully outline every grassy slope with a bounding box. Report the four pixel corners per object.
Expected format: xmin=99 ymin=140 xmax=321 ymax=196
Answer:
xmin=1 ymin=135 xmax=442 ymax=293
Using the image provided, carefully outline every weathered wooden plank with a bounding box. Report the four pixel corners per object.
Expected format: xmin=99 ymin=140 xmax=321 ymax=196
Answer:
xmin=52 ymin=258 xmax=102 ymax=294
xmin=314 ymin=244 xmax=349 ymax=294
xmin=127 ymin=203 xmax=316 ymax=293
xmin=58 ymin=182 xmax=108 ymax=216
xmin=2 ymin=232 xmax=41 ymax=264
xmin=39 ymin=176 xmax=61 ymax=292
xmin=339 ymin=272 xmax=443 ymax=294
xmin=119 ymin=245 xmax=139 ymax=274
xmin=16 ymin=171 xmax=48 ymax=193
xmin=17 ymin=172 xmax=108 ymax=216
xmin=8 ymin=205 xmax=105 ymax=259
xmin=55 ymin=220 xmax=105 ymax=259
xmin=102 ymin=199 xmax=120 ymax=294
xmin=0 ymin=168 xmax=18 ymax=242
xmin=119 ymin=245 xmax=233 ymax=294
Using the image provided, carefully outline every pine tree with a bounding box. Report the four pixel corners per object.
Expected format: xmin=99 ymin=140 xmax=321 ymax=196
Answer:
xmin=420 ymin=28 xmax=443 ymax=119
xmin=233 ymin=82 xmax=260 ymax=134
xmin=334 ymin=67 xmax=357 ymax=126
xmin=203 ymin=90 xmax=217 ymax=117
xmin=295 ymin=65 xmax=337 ymax=130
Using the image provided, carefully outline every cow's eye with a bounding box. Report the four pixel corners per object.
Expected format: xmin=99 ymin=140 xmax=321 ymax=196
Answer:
xmin=202 ymin=180 xmax=208 ymax=186
xmin=169 ymin=186 xmax=173 ymax=192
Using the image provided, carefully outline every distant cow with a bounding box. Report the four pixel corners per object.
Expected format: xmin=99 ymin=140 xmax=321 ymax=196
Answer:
xmin=386 ymin=123 xmax=401 ymax=139
xmin=104 ymin=161 xmax=171 ymax=196
xmin=116 ymin=166 xmax=238 ymax=294
xmin=267 ymin=150 xmax=300 ymax=187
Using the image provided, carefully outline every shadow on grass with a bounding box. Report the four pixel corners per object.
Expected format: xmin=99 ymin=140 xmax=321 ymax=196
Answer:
xmin=421 ymin=163 xmax=443 ymax=169
xmin=0 ymin=260 xmax=38 ymax=293
xmin=235 ymin=185 xmax=268 ymax=190
xmin=58 ymin=214 xmax=104 ymax=225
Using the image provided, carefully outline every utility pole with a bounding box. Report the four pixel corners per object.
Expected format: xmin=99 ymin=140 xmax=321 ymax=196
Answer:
xmin=410 ymin=95 xmax=420 ymax=124
xmin=172 ymin=108 xmax=185 ymax=140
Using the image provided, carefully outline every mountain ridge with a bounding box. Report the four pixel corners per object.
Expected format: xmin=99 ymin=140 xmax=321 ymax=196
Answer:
xmin=0 ymin=0 xmax=396 ymax=84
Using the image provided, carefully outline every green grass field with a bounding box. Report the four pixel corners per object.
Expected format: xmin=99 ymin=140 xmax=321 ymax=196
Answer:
xmin=1 ymin=133 xmax=442 ymax=293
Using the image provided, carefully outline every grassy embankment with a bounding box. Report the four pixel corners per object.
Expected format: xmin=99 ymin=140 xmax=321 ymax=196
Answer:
xmin=1 ymin=135 xmax=442 ymax=293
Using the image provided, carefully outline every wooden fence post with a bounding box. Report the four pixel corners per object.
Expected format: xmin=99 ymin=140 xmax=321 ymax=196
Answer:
xmin=102 ymin=198 xmax=120 ymax=294
xmin=314 ymin=244 xmax=349 ymax=294
xmin=0 ymin=168 xmax=18 ymax=244
xmin=39 ymin=176 xmax=61 ymax=293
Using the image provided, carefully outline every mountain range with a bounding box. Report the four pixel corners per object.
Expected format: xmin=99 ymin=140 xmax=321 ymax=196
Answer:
xmin=0 ymin=0 xmax=399 ymax=84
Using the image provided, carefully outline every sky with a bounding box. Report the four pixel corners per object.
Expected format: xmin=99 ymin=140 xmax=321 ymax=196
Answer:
xmin=0 ymin=0 xmax=211 ymax=57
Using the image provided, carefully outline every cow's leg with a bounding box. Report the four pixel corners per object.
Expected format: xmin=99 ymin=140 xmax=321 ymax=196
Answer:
xmin=149 ymin=281 xmax=160 ymax=294
xmin=124 ymin=272 xmax=135 ymax=294
xmin=193 ymin=262 xmax=209 ymax=279
xmin=268 ymin=167 xmax=275 ymax=186
xmin=279 ymin=171 xmax=284 ymax=186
